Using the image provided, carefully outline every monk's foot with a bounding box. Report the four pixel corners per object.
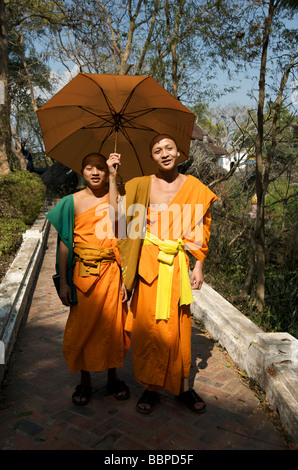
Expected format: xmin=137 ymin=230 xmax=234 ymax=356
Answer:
xmin=176 ymin=388 xmax=206 ymax=414
xmin=107 ymin=379 xmax=130 ymax=400
xmin=72 ymin=383 xmax=92 ymax=406
xmin=136 ymin=389 xmax=160 ymax=414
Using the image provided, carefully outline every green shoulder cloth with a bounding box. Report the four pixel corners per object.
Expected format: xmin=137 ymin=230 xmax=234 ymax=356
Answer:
xmin=46 ymin=194 xmax=78 ymax=304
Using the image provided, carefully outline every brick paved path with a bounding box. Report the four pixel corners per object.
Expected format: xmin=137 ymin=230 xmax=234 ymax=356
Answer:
xmin=0 ymin=224 xmax=289 ymax=451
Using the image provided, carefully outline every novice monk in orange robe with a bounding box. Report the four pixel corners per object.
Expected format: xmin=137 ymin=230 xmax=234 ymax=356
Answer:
xmin=110 ymin=135 xmax=217 ymax=414
xmin=46 ymin=153 xmax=130 ymax=406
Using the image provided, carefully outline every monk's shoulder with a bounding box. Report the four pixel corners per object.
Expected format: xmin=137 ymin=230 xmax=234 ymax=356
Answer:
xmin=185 ymin=175 xmax=218 ymax=202
xmin=185 ymin=174 xmax=206 ymax=190
xmin=126 ymin=176 xmax=150 ymax=187
xmin=125 ymin=176 xmax=151 ymax=196
xmin=73 ymin=189 xmax=86 ymax=200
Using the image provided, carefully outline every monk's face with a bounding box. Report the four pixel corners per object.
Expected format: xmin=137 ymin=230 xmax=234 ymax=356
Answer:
xmin=82 ymin=154 xmax=108 ymax=189
xmin=150 ymin=138 xmax=180 ymax=172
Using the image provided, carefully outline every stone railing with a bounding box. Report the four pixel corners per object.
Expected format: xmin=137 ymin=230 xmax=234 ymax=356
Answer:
xmin=0 ymin=201 xmax=51 ymax=385
xmin=191 ymin=283 xmax=298 ymax=445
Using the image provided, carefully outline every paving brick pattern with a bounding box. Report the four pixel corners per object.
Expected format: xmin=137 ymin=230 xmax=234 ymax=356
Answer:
xmin=0 ymin=225 xmax=290 ymax=450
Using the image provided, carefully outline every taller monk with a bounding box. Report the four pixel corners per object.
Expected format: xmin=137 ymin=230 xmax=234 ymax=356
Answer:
xmin=110 ymin=135 xmax=217 ymax=414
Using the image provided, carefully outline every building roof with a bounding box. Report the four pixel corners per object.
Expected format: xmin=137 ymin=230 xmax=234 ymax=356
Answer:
xmin=192 ymin=123 xmax=227 ymax=156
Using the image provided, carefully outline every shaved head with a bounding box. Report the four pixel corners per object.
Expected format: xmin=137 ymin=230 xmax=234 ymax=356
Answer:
xmin=149 ymin=134 xmax=178 ymax=154
xmin=81 ymin=152 xmax=107 ymax=170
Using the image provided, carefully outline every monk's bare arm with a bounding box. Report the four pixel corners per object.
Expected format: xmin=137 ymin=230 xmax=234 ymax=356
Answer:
xmin=58 ymin=240 xmax=72 ymax=306
xmin=106 ymin=153 xmax=121 ymax=217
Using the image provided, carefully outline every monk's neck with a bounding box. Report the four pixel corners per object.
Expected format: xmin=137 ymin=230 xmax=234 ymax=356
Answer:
xmin=85 ymin=186 xmax=108 ymax=199
xmin=154 ymin=168 xmax=180 ymax=183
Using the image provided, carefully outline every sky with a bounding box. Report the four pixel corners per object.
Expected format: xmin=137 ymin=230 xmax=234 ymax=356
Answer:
xmin=46 ymin=53 xmax=296 ymax=112
xmin=33 ymin=6 xmax=297 ymax=114
xmin=43 ymin=31 xmax=297 ymax=114
xmin=211 ymin=72 xmax=259 ymax=108
xmin=47 ymin=61 xmax=259 ymax=111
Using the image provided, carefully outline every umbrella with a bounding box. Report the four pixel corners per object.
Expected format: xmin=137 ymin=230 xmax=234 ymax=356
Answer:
xmin=36 ymin=73 xmax=196 ymax=181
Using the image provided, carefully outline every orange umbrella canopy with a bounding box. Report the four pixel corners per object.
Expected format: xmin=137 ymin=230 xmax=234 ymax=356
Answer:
xmin=36 ymin=73 xmax=196 ymax=181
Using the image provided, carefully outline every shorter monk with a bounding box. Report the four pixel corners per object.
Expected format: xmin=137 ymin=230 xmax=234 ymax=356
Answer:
xmin=46 ymin=152 xmax=130 ymax=405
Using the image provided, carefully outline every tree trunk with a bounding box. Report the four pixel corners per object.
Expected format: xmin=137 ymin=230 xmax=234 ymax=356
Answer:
xmin=0 ymin=0 xmax=11 ymax=175
xmin=254 ymin=0 xmax=274 ymax=311
xmin=19 ymin=25 xmax=38 ymax=111
xmin=241 ymin=240 xmax=256 ymax=298
xmin=10 ymin=121 xmax=27 ymax=170
xmin=165 ymin=0 xmax=185 ymax=98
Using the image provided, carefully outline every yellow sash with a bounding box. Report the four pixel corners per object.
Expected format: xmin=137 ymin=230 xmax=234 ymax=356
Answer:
xmin=143 ymin=231 xmax=194 ymax=320
xmin=74 ymin=242 xmax=116 ymax=277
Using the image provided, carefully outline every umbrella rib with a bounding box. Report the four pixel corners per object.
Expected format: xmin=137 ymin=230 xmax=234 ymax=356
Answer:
xmin=116 ymin=125 xmax=145 ymax=176
xmin=81 ymin=107 xmax=191 ymax=134
xmin=97 ymin=127 xmax=116 ymax=154
xmin=83 ymin=122 xmax=157 ymax=133
xmin=118 ymin=76 xmax=151 ymax=114
xmin=81 ymin=73 xmax=151 ymax=118
xmin=82 ymin=122 xmax=161 ymax=137
xmin=79 ymin=104 xmax=193 ymax=131
xmin=78 ymin=106 xmax=116 ymax=125
xmin=118 ymin=108 xmax=156 ymax=126
xmin=80 ymin=74 xmax=118 ymax=115
xmin=78 ymin=105 xmax=155 ymax=125
xmin=78 ymin=106 xmax=154 ymax=132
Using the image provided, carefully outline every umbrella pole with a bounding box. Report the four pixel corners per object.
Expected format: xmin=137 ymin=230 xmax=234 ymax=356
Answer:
xmin=113 ymin=129 xmax=119 ymax=181
xmin=114 ymin=129 xmax=118 ymax=153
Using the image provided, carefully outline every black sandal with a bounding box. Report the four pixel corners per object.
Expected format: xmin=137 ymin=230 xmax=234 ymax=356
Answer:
xmin=176 ymin=388 xmax=206 ymax=414
xmin=72 ymin=383 xmax=92 ymax=406
xmin=107 ymin=379 xmax=130 ymax=401
xmin=136 ymin=389 xmax=160 ymax=414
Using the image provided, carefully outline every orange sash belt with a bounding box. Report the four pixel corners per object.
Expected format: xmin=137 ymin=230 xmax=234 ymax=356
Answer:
xmin=74 ymin=242 xmax=116 ymax=277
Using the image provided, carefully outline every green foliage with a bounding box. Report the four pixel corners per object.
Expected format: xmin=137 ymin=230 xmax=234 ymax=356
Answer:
xmin=265 ymin=178 xmax=298 ymax=230
xmin=191 ymin=102 xmax=227 ymax=140
xmin=0 ymin=171 xmax=46 ymax=256
xmin=203 ymin=176 xmax=298 ymax=338
xmin=0 ymin=217 xmax=26 ymax=256
xmin=264 ymin=266 xmax=297 ymax=337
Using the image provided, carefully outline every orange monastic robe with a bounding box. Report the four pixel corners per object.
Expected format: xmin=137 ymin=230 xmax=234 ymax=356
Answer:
xmin=125 ymin=175 xmax=217 ymax=396
xmin=63 ymin=196 xmax=130 ymax=373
